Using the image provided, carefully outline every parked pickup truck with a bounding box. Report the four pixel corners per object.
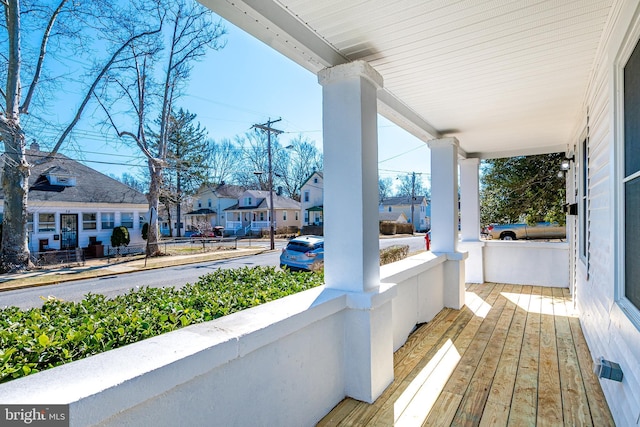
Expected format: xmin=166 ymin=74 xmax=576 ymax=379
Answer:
xmin=485 ymin=222 xmax=566 ymax=240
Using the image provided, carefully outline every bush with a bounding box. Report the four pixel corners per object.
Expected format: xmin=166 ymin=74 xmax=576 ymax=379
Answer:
xmin=380 ymin=245 xmax=410 ymax=265
xmin=110 ymin=226 xmax=130 ymax=255
xmin=379 ymin=222 xmax=397 ymax=235
xmin=0 ymin=267 xmax=323 ymax=384
xmin=396 ymin=223 xmax=414 ymax=234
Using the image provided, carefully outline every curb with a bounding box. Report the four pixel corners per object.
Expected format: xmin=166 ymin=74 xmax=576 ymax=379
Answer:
xmin=0 ymin=248 xmax=268 ymax=293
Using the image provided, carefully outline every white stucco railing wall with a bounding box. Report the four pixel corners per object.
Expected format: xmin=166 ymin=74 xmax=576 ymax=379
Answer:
xmin=380 ymin=252 xmax=446 ymax=350
xmin=483 ymin=240 xmax=569 ymax=287
xmin=0 ymin=253 xmax=450 ymax=427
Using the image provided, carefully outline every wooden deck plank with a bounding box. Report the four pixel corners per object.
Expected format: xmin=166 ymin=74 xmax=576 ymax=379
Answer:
xmin=317 ymin=285 xmax=614 ymax=427
xmin=536 ymin=287 xmax=563 ymax=426
xmin=316 ymin=399 xmax=361 ymax=427
xmin=340 ymin=307 xmax=472 ymax=426
xmin=507 ymin=285 xmax=540 ymax=426
xmin=552 ymin=287 xmax=593 ymax=427
xmin=440 ymin=283 xmax=506 ymax=396
xmin=398 ymin=284 xmax=502 ymax=425
xmin=451 ymin=284 xmax=514 ymax=426
xmin=366 ymin=308 xmax=475 ymax=425
xmin=421 ymin=283 xmax=508 ymax=426
xmin=562 ymin=289 xmax=615 ymax=427
xmin=479 ymin=285 xmax=529 ymax=427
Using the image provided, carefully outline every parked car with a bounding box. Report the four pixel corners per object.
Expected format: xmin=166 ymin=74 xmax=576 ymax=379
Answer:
xmin=191 ymin=227 xmax=224 ymax=238
xmin=280 ymin=235 xmax=324 ymax=271
xmin=485 ymin=222 xmax=566 ymax=240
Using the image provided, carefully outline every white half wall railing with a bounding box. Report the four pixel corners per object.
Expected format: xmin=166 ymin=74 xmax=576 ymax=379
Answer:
xmin=482 ymin=240 xmax=569 ymax=287
xmin=0 ymin=252 xmax=453 ymax=427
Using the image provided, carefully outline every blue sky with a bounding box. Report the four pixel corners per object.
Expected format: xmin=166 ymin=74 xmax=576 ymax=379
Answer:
xmin=54 ymin=14 xmax=431 ymax=191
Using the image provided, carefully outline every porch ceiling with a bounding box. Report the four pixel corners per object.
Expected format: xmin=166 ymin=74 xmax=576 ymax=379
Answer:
xmin=199 ymin=0 xmax=614 ymax=158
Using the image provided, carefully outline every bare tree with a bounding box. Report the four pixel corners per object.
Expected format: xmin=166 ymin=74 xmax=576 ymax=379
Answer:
xmin=0 ymin=0 xmax=162 ymax=271
xmin=379 ymin=177 xmax=393 ymax=203
xmin=203 ymin=137 xmax=241 ymax=185
xmin=233 ymin=130 xmax=271 ymax=190
xmin=275 ymin=134 xmax=322 ymax=201
xmin=98 ymin=0 xmax=225 ymax=255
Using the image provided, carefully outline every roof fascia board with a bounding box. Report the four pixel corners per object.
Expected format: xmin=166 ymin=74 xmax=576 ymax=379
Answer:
xmin=377 ymin=90 xmax=440 ymax=142
xmin=468 ymin=144 xmax=568 ymax=160
xmin=200 ymin=0 xmax=441 ymax=145
xmin=200 ymin=0 xmax=347 ymax=72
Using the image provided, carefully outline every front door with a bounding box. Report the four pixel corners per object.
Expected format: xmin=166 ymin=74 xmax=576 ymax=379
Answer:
xmin=60 ymin=214 xmax=78 ymax=249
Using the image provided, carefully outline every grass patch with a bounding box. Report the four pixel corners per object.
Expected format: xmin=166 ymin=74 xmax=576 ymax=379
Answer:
xmin=0 ymin=267 xmax=323 ymax=384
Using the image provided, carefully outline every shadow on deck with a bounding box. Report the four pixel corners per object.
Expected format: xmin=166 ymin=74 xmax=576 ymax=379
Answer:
xmin=319 ymin=283 xmax=614 ymax=426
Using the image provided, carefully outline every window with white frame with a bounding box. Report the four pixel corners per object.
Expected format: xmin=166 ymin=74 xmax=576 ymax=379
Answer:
xmin=295 ymin=211 xmax=299 ymax=221
xmin=83 ymin=213 xmax=97 ymax=230
xmin=623 ymin=38 xmax=640 ymax=312
xmin=283 ymin=211 xmax=287 ymax=221
xmin=244 ymin=197 xmax=252 ymax=206
xmin=38 ymin=213 xmax=55 ymax=232
xmin=579 ymin=138 xmax=588 ymax=263
xmin=101 ymin=213 xmax=115 ymax=230
xmin=27 ymin=213 xmax=34 ymax=232
xmin=303 ymin=191 xmax=310 ymax=202
xmin=208 ymin=199 xmax=212 ymax=208
xmin=121 ymin=212 xmax=134 ymax=228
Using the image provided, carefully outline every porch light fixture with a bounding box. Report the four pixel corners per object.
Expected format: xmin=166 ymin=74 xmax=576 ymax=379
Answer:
xmin=560 ymin=155 xmax=574 ymax=171
xmin=558 ymin=154 xmax=575 ymax=178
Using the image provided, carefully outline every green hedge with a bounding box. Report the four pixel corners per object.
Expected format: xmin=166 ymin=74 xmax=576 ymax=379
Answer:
xmin=0 ymin=267 xmax=323 ymax=384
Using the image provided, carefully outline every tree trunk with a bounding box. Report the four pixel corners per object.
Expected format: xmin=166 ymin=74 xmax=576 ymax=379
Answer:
xmin=1 ymin=134 xmax=32 ymax=272
xmin=146 ymin=161 xmax=162 ymax=255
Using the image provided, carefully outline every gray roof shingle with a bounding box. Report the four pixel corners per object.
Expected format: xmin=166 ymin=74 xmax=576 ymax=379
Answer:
xmin=0 ymin=150 xmax=148 ymax=205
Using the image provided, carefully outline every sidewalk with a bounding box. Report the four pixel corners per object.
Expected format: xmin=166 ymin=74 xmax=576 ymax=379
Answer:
xmin=0 ymin=247 xmax=267 ymax=292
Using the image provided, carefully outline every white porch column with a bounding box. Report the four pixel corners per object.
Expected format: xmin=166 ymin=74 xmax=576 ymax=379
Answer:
xmin=459 ymin=158 xmax=485 ymax=283
xmin=318 ymin=61 xmax=394 ymax=403
xmin=319 ymin=61 xmax=381 ymax=293
xmin=428 ymin=137 xmax=466 ymax=309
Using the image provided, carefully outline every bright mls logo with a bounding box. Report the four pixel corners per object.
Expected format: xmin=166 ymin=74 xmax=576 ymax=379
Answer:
xmin=1 ymin=405 xmax=68 ymax=426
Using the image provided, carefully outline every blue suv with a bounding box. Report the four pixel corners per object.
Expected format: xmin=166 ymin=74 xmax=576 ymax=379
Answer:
xmin=279 ymin=235 xmax=324 ymax=271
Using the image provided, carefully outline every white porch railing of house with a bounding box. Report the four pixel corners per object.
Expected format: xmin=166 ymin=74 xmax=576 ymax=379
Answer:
xmin=225 ymin=220 xmax=242 ymax=230
xmin=461 ymin=240 xmax=569 ymax=287
xmin=0 ymin=252 xmax=450 ymax=427
xmin=251 ymin=220 xmax=270 ymax=230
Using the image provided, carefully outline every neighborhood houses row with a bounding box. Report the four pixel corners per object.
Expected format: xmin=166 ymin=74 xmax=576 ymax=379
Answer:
xmin=0 ymin=147 xmax=431 ymax=256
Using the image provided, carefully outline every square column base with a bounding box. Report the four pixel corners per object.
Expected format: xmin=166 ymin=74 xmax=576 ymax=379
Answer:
xmin=458 ymin=241 xmax=485 ymax=284
xmin=344 ymin=288 xmax=396 ymax=403
xmin=440 ymin=252 xmax=468 ymax=309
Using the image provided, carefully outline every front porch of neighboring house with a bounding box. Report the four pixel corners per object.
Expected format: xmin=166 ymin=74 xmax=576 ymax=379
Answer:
xmin=225 ymin=209 xmax=274 ymax=235
xmin=305 ymin=205 xmax=324 ymax=226
xmin=183 ymin=208 xmax=216 ymax=230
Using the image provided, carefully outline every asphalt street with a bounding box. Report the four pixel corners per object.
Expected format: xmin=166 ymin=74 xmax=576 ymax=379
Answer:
xmin=0 ymin=235 xmax=426 ymax=309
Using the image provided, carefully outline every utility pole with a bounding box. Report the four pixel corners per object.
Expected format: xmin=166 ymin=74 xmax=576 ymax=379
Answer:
xmin=410 ymin=172 xmax=416 ymax=234
xmin=252 ymin=118 xmax=283 ymax=250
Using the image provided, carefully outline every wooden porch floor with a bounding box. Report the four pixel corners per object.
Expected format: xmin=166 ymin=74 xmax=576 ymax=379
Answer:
xmin=318 ymin=283 xmax=614 ymax=426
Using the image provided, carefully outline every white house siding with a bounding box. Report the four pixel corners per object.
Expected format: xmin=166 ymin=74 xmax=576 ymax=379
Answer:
xmin=300 ymin=172 xmax=324 ymax=226
xmin=573 ymin=1 xmax=640 ymax=425
xmin=27 ymin=203 xmax=147 ymax=253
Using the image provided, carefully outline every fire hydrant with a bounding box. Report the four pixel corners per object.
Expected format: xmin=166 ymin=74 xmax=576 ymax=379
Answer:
xmin=425 ymin=231 xmax=431 ymax=251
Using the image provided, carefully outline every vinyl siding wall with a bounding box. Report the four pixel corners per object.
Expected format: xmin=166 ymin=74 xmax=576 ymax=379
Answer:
xmin=573 ymin=1 xmax=640 ymax=425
